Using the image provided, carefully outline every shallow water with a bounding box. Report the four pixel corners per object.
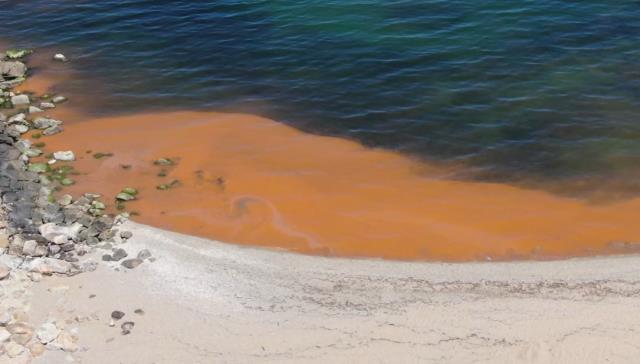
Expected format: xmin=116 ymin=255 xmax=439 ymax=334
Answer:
xmin=3 ymin=1 xmax=640 ymax=194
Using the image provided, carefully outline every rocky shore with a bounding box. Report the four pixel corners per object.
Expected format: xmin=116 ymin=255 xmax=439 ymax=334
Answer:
xmin=0 ymin=48 xmax=151 ymax=362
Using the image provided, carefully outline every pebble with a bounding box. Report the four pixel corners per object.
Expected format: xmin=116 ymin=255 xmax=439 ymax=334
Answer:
xmin=134 ymin=309 xmax=145 ymax=315
xmin=121 ymin=321 xmax=135 ymax=335
xmin=27 ymin=341 xmax=45 ymax=357
xmin=137 ymin=249 xmax=152 ymax=260
xmin=120 ymin=231 xmax=133 ymax=239
xmin=52 ymin=95 xmax=67 ymax=104
xmin=40 ymin=102 xmax=55 ymax=109
xmin=121 ymin=258 xmax=142 ymax=269
xmin=111 ymin=311 xmax=125 ymax=320
xmin=53 ymin=53 xmax=67 ymax=62
xmin=52 ymin=331 xmax=77 ymax=352
xmin=53 ymin=150 xmax=75 ymax=161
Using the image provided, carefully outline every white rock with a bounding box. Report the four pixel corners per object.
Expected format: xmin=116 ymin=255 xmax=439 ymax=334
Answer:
xmin=38 ymin=222 xmax=82 ymax=242
xmin=13 ymin=124 xmax=29 ymax=134
xmin=27 ymin=258 xmax=73 ymax=275
xmin=0 ymin=311 xmax=12 ymax=326
xmin=52 ymin=95 xmax=67 ymax=104
xmin=32 ymin=117 xmax=62 ymax=129
xmin=51 ymin=331 xmax=77 ymax=352
xmin=0 ymin=327 xmax=10 ymax=342
xmin=0 ymin=262 xmax=9 ymax=280
xmin=52 ymin=235 xmax=68 ymax=245
xmin=53 ymin=53 xmax=67 ymax=62
xmin=10 ymin=94 xmax=29 ymax=106
xmin=40 ymin=102 xmax=55 ymax=109
xmin=4 ymin=340 xmax=24 ymax=358
xmin=53 ymin=151 xmax=75 ymax=161
xmin=21 ymin=240 xmax=37 ymax=256
xmin=7 ymin=113 xmax=26 ymax=124
xmin=36 ymin=322 xmax=59 ymax=344
xmin=28 ymin=105 xmax=43 ymax=114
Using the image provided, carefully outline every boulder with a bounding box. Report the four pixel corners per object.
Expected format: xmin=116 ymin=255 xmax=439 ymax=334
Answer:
xmin=0 ymin=61 xmax=27 ymax=78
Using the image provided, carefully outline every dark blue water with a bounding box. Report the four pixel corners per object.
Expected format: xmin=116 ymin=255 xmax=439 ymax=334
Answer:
xmin=3 ymin=1 xmax=640 ymax=194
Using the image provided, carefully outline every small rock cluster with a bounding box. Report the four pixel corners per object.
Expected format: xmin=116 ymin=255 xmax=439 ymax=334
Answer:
xmin=0 ymin=48 xmax=151 ymax=362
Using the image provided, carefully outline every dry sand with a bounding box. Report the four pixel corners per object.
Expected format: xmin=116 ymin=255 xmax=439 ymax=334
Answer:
xmin=26 ymin=220 xmax=640 ymax=363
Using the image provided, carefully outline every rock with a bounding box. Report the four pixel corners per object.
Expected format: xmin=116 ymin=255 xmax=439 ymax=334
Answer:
xmin=4 ymin=340 xmax=24 ymax=358
xmin=5 ymin=49 xmax=32 ymax=59
xmin=52 ymin=331 xmax=77 ymax=352
xmin=53 ymin=150 xmax=75 ymax=161
xmin=0 ymin=263 xmax=9 ymax=280
xmin=121 ymin=258 xmax=142 ymax=269
xmin=27 ymin=162 xmax=49 ymax=173
xmin=121 ymin=321 xmax=135 ymax=335
xmin=116 ymin=192 xmax=135 ymax=201
xmin=0 ymin=312 xmax=11 ymax=326
xmin=39 ymin=102 xmax=55 ymax=109
xmin=51 ymin=95 xmax=67 ymax=104
xmin=43 ymin=125 xmax=63 ymax=135
xmin=111 ymin=311 xmax=125 ymax=320
xmin=27 ymin=341 xmax=45 ymax=357
xmin=53 ymin=53 xmax=67 ymax=62
xmin=39 ymin=222 xmax=83 ymax=242
xmin=27 ymin=257 xmax=73 ymax=275
xmin=10 ymin=94 xmax=29 ymax=106
xmin=21 ymin=240 xmax=38 ymax=256
xmin=102 ymin=254 xmax=113 ymax=261
xmin=111 ymin=248 xmax=128 ymax=261
xmin=36 ymin=322 xmax=59 ymax=344
xmin=120 ymin=231 xmax=133 ymax=239
xmin=121 ymin=187 xmax=138 ymax=196
xmin=0 ymin=60 xmax=27 ymax=78
xmin=7 ymin=322 xmax=32 ymax=345
xmin=32 ymin=117 xmax=62 ymax=129
xmin=8 ymin=112 xmax=26 ymax=123
xmin=58 ymin=194 xmax=73 ymax=206
xmin=137 ymin=249 xmax=152 ymax=260
xmin=28 ymin=105 xmax=43 ymax=114
xmin=0 ymin=327 xmax=10 ymax=342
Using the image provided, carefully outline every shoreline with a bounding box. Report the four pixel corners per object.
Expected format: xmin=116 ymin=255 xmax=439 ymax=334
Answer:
xmin=31 ymin=220 xmax=640 ymax=363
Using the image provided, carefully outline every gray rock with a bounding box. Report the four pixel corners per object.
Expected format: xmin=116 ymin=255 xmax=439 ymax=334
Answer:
xmin=43 ymin=125 xmax=63 ymax=135
xmin=121 ymin=258 xmax=142 ymax=269
xmin=8 ymin=112 xmax=26 ymax=124
xmin=57 ymin=194 xmax=73 ymax=206
xmin=10 ymin=94 xmax=29 ymax=106
xmin=137 ymin=249 xmax=152 ymax=260
xmin=120 ymin=231 xmax=133 ymax=239
xmin=121 ymin=321 xmax=135 ymax=335
xmin=32 ymin=117 xmax=62 ymax=129
xmin=0 ymin=61 xmax=27 ymax=78
xmin=112 ymin=248 xmax=128 ymax=261
xmin=111 ymin=311 xmax=125 ymax=320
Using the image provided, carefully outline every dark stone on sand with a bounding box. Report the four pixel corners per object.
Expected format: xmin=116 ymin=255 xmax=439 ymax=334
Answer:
xmin=121 ymin=258 xmax=142 ymax=269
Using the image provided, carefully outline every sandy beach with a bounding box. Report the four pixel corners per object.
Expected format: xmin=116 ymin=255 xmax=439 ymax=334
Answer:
xmin=21 ymin=220 xmax=640 ymax=363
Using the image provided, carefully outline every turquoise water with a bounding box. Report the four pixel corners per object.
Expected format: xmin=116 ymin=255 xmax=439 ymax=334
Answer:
xmin=2 ymin=1 xmax=640 ymax=194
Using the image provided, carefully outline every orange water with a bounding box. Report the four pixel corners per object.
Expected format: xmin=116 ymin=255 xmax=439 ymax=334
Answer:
xmin=12 ymin=57 xmax=640 ymax=261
